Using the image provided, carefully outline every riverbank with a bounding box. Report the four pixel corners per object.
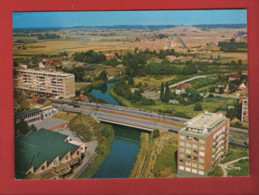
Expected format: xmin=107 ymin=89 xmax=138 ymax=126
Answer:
xmin=109 ymin=86 xmax=133 ymax=107
xmin=71 ymin=115 xmax=115 ymax=178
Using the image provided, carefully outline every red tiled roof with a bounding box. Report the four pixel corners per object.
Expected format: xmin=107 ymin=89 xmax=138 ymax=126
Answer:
xmin=80 ymin=95 xmax=89 ymax=102
xmin=229 ymin=73 xmax=240 ymax=78
xmin=30 ymin=97 xmax=40 ymax=103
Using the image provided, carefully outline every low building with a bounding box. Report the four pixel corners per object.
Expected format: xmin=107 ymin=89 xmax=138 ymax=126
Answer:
xmin=15 ymin=128 xmax=82 ymax=179
xmin=177 ymin=112 xmax=230 ymax=177
xmin=228 ymin=73 xmax=240 ymax=81
xmin=15 ymin=108 xmax=42 ymax=124
xmin=215 ymin=83 xmax=229 ymax=93
xmin=165 ymin=55 xmax=176 ymax=62
xmin=41 ymin=106 xmax=59 ymax=119
xmin=175 ymin=83 xmax=191 ymax=95
xmin=236 ymin=83 xmax=248 ymax=97
xmin=79 ymin=95 xmax=89 ymax=103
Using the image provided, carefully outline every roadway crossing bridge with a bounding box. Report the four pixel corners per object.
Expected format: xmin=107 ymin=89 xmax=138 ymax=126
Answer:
xmin=50 ymin=99 xmax=186 ymax=132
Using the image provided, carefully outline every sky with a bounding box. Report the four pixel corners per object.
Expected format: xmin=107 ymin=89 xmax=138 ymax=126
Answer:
xmin=12 ymin=9 xmax=247 ymax=28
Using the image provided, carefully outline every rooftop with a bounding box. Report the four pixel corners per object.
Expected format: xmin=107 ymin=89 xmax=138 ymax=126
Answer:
xmin=183 ymin=112 xmax=226 ymax=134
xmin=14 ymin=68 xmax=74 ymax=77
xmin=15 ymin=128 xmax=79 ymax=179
xmin=15 ymin=108 xmax=41 ymax=118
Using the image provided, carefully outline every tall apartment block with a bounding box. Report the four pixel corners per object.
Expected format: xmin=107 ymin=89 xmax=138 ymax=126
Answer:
xmin=14 ymin=69 xmax=75 ymax=97
xmin=177 ymin=112 xmax=230 ymax=177
xmin=241 ymin=98 xmax=248 ymax=123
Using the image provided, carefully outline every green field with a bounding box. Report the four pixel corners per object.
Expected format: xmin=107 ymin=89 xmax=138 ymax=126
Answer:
xmin=227 ymin=158 xmax=249 ymax=177
xmin=221 ymin=144 xmax=249 ymax=164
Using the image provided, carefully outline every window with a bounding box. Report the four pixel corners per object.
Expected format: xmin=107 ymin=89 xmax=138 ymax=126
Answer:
xmin=186 ymin=155 xmax=191 ymax=159
xmin=198 ymin=170 xmax=204 ymax=175
xmin=76 ymin=151 xmax=80 ymax=155
xmin=179 ymin=159 xmax=185 ymax=164
xmin=192 ymin=169 xmax=198 ymax=174
xmin=186 ymin=142 xmax=192 ymax=147
xmin=179 ymin=166 xmax=184 ymax=170
xmin=199 ymin=164 xmax=204 ymax=169
xmin=41 ymin=165 xmax=45 ymax=171
xmin=179 ymin=141 xmax=185 ymax=146
xmin=193 ymin=150 xmax=198 ymax=154
xmin=185 ymin=161 xmax=191 ymax=166
xmin=180 ymin=135 xmax=185 ymax=140
xmin=200 ymin=139 xmax=205 ymax=144
xmin=192 ymin=163 xmax=198 ymax=168
xmin=185 ymin=167 xmax=191 ymax=172
xmin=194 ymin=137 xmax=199 ymax=142
xmin=199 ymin=151 xmax=205 ymax=157
xmin=200 ymin=145 xmax=205 ymax=150
xmin=193 ymin=144 xmax=198 ymax=149
xmin=187 ymin=136 xmax=192 ymax=141
xmin=179 ymin=153 xmax=184 ymax=158
xmin=186 ymin=149 xmax=191 ymax=154
xmin=192 ymin=156 xmax=198 ymax=161
xmin=199 ymin=158 xmax=204 ymax=163
xmin=179 ymin=147 xmax=184 ymax=152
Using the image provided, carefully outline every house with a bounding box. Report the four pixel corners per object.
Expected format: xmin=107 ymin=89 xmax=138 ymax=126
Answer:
xmin=165 ymin=55 xmax=176 ymax=62
xmin=79 ymin=95 xmax=89 ymax=103
xmin=15 ymin=108 xmax=42 ymax=124
xmin=228 ymin=73 xmax=240 ymax=81
xmin=105 ymin=54 xmax=117 ymax=60
xmin=241 ymin=70 xmax=248 ymax=76
xmin=236 ymin=83 xmax=248 ymax=97
xmin=30 ymin=97 xmax=40 ymax=104
xmin=15 ymin=128 xmax=82 ymax=179
xmin=41 ymin=106 xmax=58 ymax=119
xmin=215 ymin=83 xmax=229 ymax=93
xmin=175 ymin=83 xmax=191 ymax=95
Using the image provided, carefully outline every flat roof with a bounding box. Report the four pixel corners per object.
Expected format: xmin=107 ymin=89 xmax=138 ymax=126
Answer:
xmin=14 ymin=69 xmax=74 ymax=77
xmin=15 ymin=128 xmax=79 ymax=179
xmin=31 ymin=118 xmax=69 ymax=130
xmin=185 ymin=112 xmax=225 ymax=130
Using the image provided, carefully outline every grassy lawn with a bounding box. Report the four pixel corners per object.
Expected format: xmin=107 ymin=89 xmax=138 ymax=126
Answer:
xmin=229 ymin=132 xmax=248 ymax=141
xmin=141 ymin=97 xmax=236 ymax=118
xmin=227 ymin=158 xmax=249 ymax=177
xmin=75 ymin=82 xmax=91 ymax=90
xmin=52 ymin=111 xmax=78 ymax=121
xmin=153 ymin=140 xmax=178 ymax=178
xmin=221 ymin=144 xmax=249 ymax=164
xmin=208 ymin=166 xmax=223 ymax=177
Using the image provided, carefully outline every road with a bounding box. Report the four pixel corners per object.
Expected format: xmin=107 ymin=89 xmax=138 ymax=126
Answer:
xmin=50 ymin=99 xmax=248 ymax=138
xmin=169 ymin=76 xmax=207 ymax=88
xmin=178 ymin=36 xmax=187 ymax=48
xmin=52 ymin=100 xmax=182 ymax=132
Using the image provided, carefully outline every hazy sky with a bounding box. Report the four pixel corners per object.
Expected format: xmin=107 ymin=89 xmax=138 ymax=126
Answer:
xmin=13 ymin=9 xmax=247 ymax=28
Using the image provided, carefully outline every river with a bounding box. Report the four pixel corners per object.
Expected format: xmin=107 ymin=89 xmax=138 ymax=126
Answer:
xmin=90 ymin=83 xmax=141 ymax=178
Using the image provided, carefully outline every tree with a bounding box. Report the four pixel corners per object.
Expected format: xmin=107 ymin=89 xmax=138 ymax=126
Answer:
xmin=219 ymin=87 xmax=224 ymax=94
xmin=160 ymin=82 xmax=164 ymax=101
xmin=153 ymin=129 xmax=160 ymax=138
xmin=99 ymin=70 xmax=107 ymax=81
xmin=194 ymin=103 xmax=203 ymax=111
xmin=100 ymin=126 xmax=111 ymax=138
xmin=20 ymin=99 xmax=30 ymax=110
xmin=30 ymin=124 xmax=37 ymax=132
xmin=15 ymin=119 xmax=30 ymax=135
xmin=164 ymin=82 xmax=170 ymax=103
xmin=128 ymin=77 xmax=134 ymax=85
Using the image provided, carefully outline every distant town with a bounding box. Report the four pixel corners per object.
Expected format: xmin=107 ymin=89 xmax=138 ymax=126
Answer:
xmin=13 ymin=21 xmax=248 ymax=179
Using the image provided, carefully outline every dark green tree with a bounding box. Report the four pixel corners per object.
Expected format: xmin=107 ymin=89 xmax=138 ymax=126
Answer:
xmin=160 ymin=82 xmax=164 ymax=101
xmin=99 ymin=70 xmax=107 ymax=81
xmin=153 ymin=129 xmax=160 ymax=138
xmin=194 ymin=103 xmax=203 ymax=111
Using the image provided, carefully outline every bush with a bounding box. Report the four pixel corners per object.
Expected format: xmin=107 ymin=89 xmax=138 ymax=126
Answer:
xmin=194 ymin=103 xmax=203 ymax=111
xmin=153 ymin=129 xmax=160 ymax=138
xmin=100 ymin=126 xmax=111 ymax=138
xmin=208 ymin=94 xmax=214 ymax=98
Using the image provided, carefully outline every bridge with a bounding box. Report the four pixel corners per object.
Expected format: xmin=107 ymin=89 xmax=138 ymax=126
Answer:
xmin=51 ymin=99 xmax=185 ymax=132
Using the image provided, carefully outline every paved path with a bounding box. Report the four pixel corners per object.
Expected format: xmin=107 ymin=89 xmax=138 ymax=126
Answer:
xmin=169 ymin=76 xmax=207 ymax=88
xmin=219 ymin=156 xmax=249 ymax=177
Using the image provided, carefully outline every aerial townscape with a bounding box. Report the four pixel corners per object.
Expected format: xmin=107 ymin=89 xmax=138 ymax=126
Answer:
xmin=13 ymin=10 xmax=249 ymax=179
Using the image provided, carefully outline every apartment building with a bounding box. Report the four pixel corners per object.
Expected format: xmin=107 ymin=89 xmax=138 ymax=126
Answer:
xmin=241 ymin=98 xmax=248 ymax=123
xmin=14 ymin=69 xmax=75 ymax=97
xmin=177 ymin=112 xmax=230 ymax=177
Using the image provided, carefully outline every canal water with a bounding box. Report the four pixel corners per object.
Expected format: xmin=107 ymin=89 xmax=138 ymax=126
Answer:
xmin=90 ymin=83 xmax=141 ymax=178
